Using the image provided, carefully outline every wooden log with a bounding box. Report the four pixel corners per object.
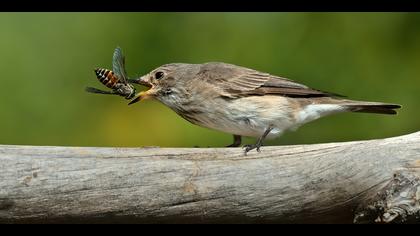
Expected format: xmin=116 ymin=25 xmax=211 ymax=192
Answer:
xmin=0 ymin=132 xmax=419 ymax=223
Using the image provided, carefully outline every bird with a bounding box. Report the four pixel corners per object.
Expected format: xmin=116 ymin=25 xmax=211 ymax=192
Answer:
xmin=128 ymin=62 xmax=401 ymax=154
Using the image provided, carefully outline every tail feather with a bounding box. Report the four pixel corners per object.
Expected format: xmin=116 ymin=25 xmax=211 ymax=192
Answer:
xmin=345 ymin=103 xmax=401 ymax=115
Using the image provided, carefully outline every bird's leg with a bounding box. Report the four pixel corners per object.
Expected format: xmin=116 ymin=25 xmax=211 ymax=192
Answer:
xmin=226 ymin=135 xmax=242 ymax=147
xmin=243 ymin=126 xmax=273 ymax=155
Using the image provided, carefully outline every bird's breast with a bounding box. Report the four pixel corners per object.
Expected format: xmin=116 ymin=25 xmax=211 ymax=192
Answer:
xmin=164 ymin=95 xmax=298 ymax=138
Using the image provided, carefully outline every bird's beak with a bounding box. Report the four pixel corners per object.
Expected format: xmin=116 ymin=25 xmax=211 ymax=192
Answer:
xmin=128 ymin=91 xmax=146 ymax=105
xmin=128 ymin=75 xmax=154 ymax=105
xmin=128 ymin=75 xmax=152 ymax=88
xmin=128 ymin=87 xmax=157 ymax=105
xmin=128 ymin=94 xmax=142 ymax=105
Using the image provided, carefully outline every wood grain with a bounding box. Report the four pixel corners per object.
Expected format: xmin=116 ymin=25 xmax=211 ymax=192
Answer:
xmin=0 ymin=132 xmax=419 ymax=223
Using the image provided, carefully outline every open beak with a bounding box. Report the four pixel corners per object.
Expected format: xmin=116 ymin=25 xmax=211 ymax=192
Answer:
xmin=128 ymin=75 xmax=154 ymax=105
xmin=128 ymin=76 xmax=153 ymax=105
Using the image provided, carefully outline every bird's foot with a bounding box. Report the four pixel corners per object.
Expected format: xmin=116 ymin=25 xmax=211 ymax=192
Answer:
xmin=243 ymin=143 xmax=262 ymax=155
xmin=226 ymin=143 xmax=241 ymax=147
xmin=242 ymin=126 xmax=273 ymax=155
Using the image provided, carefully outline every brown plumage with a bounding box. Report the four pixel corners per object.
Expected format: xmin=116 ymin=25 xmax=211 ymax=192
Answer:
xmin=129 ymin=62 xmax=401 ymax=154
xmin=198 ymin=63 xmax=400 ymax=115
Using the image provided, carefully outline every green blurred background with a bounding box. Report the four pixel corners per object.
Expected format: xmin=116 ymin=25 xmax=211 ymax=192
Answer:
xmin=0 ymin=12 xmax=418 ymax=147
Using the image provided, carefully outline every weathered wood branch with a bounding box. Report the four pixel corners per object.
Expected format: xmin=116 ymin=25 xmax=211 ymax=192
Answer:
xmin=1 ymin=132 xmax=420 ymax=223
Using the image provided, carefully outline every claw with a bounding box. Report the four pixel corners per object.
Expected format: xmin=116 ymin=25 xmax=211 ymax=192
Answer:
xmin=243 ymin=144 xmax=259 ymax=155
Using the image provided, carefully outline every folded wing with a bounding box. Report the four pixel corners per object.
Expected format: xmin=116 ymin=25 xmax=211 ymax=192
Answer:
xmin=199 ymin=62 xmax=343 ymax=98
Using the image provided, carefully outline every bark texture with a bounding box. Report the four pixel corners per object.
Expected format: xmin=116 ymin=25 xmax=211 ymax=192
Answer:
xmin=0 ymin=132 xmax=419 ymax=223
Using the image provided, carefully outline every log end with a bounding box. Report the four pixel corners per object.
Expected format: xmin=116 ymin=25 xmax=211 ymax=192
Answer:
xmin=354 ymin=169 xmax=420 ymax=223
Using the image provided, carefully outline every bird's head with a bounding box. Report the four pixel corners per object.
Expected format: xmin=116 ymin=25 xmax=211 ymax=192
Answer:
xmin=128 ymin=63 xmax=198 ymax=105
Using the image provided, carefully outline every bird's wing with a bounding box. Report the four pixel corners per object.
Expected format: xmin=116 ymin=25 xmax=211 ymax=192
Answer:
xmin=199 ymin=63 xmax=342 ymax=98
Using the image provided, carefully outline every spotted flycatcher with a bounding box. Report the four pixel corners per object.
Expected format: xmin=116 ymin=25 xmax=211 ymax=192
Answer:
xmin=129 ymin=62 xmax=401 ymax=154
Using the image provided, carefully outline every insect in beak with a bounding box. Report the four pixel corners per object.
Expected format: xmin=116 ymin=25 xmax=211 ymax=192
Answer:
xmin=127 ymin=75 xmax=154 ymax=105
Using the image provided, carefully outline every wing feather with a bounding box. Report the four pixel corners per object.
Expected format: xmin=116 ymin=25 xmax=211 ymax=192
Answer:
xmin=199 ymin=63 xmax=342 ymax=98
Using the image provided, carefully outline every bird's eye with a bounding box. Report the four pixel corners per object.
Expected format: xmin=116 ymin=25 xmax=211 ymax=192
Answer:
xmin=155 ymin=71 xmax=164 ymax=80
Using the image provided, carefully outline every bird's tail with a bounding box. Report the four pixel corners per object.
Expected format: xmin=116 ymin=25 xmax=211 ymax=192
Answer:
xmin=343 ymin=102 xmax=401 ymax=115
